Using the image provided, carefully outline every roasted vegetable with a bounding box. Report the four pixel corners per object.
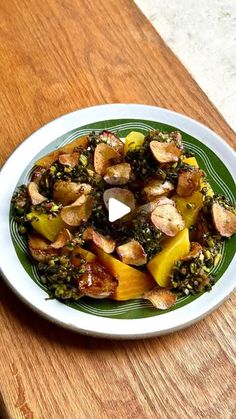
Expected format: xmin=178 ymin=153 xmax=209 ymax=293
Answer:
xmin=176 ymin=168 xmax=204 ymax=197
xmin=173 ymin=191 xmax=203 ymax=228
xmin=58 ymin=152 xmax=80 ymax=167
xmin=104 ymin=163 xmax=131 ymax=185
xmin=28 ymin=182 xmax=47 ymax=205
xmin=144 ymin=288 xmax=177 ymax=310
xmin=94 ymin=143 xmax=120 ymax=176
xmin=28 ymin=211 xmax=66 ymax=242
xmin=78 ymin=261 xmax=118 ymax=298
xmin=61 ymin=195 xmax=94 ymax=226
xmin=141 ymin=179 xmax=174 ymax=202
xmin=99 ymin=130 xmax=124 ymax=156
xmin=35 ymin=136 xmax=88 ymax=168
xmin=147 ymin=228 xmax=190 ymax=287
xmin=212 ymin=202 xmax=236 ymax=237
xmin=71 ymin=246 xmax=97 ymax=265
xmin=151 ymin=199 xmax=185 ymax=237
xmin=124 ymin=131 xmax=145 ymax=154
xmin=150 ymin=141 xmax=182 ymax=163
xmin=28 ymin=233 xmax=59 ymax=262
xmin=93 ymin=246 xmax=155 ymax=300
xmin=53 ymin=181 xmax=92 ymax=206
xmin=83 ymin=227 xmax=116 ymax=253
xmin=116 ymin=240 xmax=147 ymax=265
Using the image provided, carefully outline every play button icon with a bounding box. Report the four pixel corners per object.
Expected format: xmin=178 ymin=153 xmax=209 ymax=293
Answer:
xmin=108 ymin=197 xmax=131 ymax=222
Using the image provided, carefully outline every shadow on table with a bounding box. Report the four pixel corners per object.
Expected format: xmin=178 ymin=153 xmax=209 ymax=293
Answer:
xmin=0 ymin=391 xmax=10 ymax=419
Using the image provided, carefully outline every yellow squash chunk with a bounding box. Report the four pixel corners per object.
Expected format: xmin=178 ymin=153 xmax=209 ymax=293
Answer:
xmin=71 ymin=247 xmax=96 ymax=266
xmin=124 ymin=131 xmax=145 ymax=155
xmin=28 ymin=211 xmax=66 ymax=242
xmin=183 ymin=156 xmax=214 ymax=197
xmin=36 ymin=136 xmax=88 ymax=168
xmin=173 ymin=191 xmax=203 ymax=228
xmin=147 ymin=228 xmax=190 ymax=287
xmin=93 ymin=246 xmax=155 ymax=301
xmin=182 ymin=156 xmax=199 ymax=167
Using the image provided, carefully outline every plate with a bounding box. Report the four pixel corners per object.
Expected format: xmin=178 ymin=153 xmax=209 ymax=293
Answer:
xmin=0 ymin=104 xmax=235 ymax=339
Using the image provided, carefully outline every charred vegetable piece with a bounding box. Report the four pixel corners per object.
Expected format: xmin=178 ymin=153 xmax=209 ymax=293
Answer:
xmin=144 ymin=288 xmax=177 ymax=310
xmin=150 ymin=141 xmax=182 ymax=163
xmin=151 ymin=201 xmax=185 ymax=237
xmin=182 ymin=156 xmax=214 ymax=197
xmin=146 ymin=130 xmax=183 ymax=150
xmin=99 ymin=130 xmax=124 ymax=156
xmin=31 ymin=166 xmax=46 ymax=185
xmin=116 ymin=240 xmax=147 ymax=266
xmin=147 ymin=228 xmax=190 ymax=287
xmin=61 ymin=195 xmax=94 ymax=226
xmin=28 ymin=233 xmax=59 ymax=262
xmin=51 ymin=229 xmax=72 ymax=249
xmin=83 ymin=227 xmax=116 ymax=253
xmin=58 ymin=152 xmax=80 ymax=167
xmin=78 ymin=261 xmax=118 ymax=298
xmin=53 ymin=181 xmax=92 ymax=206
xmin=35 ymin=136 xmax=88 ymax=168
xmin=124 ymin=131 xmax=145 ymax=154
xmin=104 ymin=163 xmax=131 ymax=185
xmin=176 ymin=168 xmax=204 ymax=197
xmin=212 ymin=202 xmax=236 ymax=237
xmin=142 ymin=179 xmax=174 ymax=202
xmin=28 ymin=182 xmax=47 ymax=205
xmin=93 ymin=246 xmax=155 ymax=300
xmin=94 ymin=143 xmax=121 ymax=176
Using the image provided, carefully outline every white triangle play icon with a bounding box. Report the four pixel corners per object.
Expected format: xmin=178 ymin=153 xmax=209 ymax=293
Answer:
xmin=108 ymin=197 xmax=131 ymax=222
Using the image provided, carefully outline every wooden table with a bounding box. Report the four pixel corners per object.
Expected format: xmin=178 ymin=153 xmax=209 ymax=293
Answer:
xmin=0 ymin=1 xmax=235 ymax=418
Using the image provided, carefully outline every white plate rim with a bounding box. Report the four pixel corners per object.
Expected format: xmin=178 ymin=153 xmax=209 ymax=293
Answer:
xmin=0 ymin=103 xmax=235 ymax=339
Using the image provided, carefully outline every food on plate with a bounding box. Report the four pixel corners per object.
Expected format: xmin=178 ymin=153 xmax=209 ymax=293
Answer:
xmin=11 ymin=128 xmax=236 ymax=310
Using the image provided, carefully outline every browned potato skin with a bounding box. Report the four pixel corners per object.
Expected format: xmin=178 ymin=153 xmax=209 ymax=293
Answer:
xmin=83 ymin=227 xmax=116 ymax=254
xmin=28 ymin=233 xmax=59 ymax=262
xmin=150 ymin=141 xmax=182 ymax=163
xmin=176 ymin=169 xmax=204 ymax=197
xmin=28 ymin=182 xmax=47 ymax=205
xmin=35 ymin=136 xmax=88 ymax=168
xmin=60 ymin=195 xmax=94 ymax=226
xmin=58 ymin=152 xmax=80 ymax=168
xmin=78 ymin=262 xmax=118 ymax=298
xmin=141 ymin=179 xmax=174 ymax=202
xmin=94 ymin=143 xmax=121 ymax=176
xmin=116 ymin=240 xmax=147 ymax=266
xmin=151 ymin=202 xmax=185 ymax=237
xmin=99 ymin=130 xmax=124 ymax=156
xmin=53 ymin=181 xmax=92 ymax=206
xmin=212 ymin=202 xmax=236 ymax=238
xmin=104 ymin=163 xmax=131 ymax=185
xmin=31 ymin=166 xmax=46 ymax=185
xmin=144 ymin=288 xmax=177 ymax=310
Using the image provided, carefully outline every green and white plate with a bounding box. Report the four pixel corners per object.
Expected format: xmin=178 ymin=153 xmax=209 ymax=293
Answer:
xmin=0 ymin=104 xmax=235 ymax=338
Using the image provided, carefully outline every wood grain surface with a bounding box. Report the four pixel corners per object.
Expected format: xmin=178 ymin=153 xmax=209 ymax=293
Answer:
xmin=0 ymin=1 xmax=235 ymax=418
